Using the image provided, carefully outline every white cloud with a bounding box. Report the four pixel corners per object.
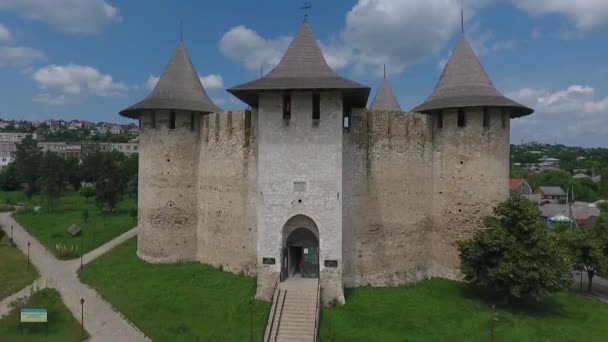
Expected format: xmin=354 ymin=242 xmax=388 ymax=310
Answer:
xmin=0 ymin=0 xmax=119 ymax=34
xmin=219 ymin=25 xmax=291 ymax=71
xmin=0 ymin=46 xmax=45 ymax=67
xmin=0 ymin=23 xmax=11 ymax=42
xmin=145 ymin=74 xmax=224 ymax=91
xmin=199 ymin=74 xmax=224 ymax=90
xmin=32 ymin=64 xmax=128 ymax=105
xmin=513 ymin=0 xmax=608 ymax=31
xmin=507 ymin=85 xmax=608 ymax=116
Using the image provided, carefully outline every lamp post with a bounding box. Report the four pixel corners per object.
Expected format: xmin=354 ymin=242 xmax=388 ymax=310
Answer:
xmin=80 ymin=298 xmax=85 ymax=336
xmin=27 ymin=242 xmax=30 ymax=270
xmin=80 ymin=237 xmax=84 ymax=269
xmin=10 ymin=225 xmax=13 ymax=245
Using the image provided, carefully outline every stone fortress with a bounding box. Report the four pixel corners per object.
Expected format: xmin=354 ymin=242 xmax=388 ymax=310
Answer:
xmin=120 ymin=18 xmax=534 ymax=304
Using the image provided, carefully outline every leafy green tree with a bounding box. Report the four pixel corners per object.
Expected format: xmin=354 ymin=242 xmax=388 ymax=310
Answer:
xmin=459 ymin=195 xmax=572 ymax=303
xmin=79 ymin=185 xmax=96 ymax=203
xmin=13 ymin=134 xmax=42 ymax=199
xmin=561 ymin=228 xmax=608 ymax=291
xmin=0 ymin=164 xmax=20 ymax=191
xmin=64 ymin=156 xmax=82 ymax=190
xmin=95 ymin=153 xmax=125 ymax=212
xmin=37 ymin=151 xmax=65 ymax=210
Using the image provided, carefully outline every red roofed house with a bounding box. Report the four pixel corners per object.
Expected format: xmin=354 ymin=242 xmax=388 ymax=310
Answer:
xmin=510 ymin=179 xmax=532 ymax=195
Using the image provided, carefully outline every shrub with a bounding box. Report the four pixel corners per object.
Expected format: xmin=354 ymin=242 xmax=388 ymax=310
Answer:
xmin=459 ymin=195 xmax=572 ymax=303
xmin=55 ymin=243 xmax=80 ymax=260
xmin=0 ymin=204 xmax=16 ymax=212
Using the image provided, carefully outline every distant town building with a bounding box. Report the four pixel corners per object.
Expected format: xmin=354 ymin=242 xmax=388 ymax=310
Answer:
xmin=510 ymin=179 xmax=532 ymax=195
xmin=537 ymin=186 xmax=567 ymax=203
xmin=0 ymin=132 xmax=37 ymax=142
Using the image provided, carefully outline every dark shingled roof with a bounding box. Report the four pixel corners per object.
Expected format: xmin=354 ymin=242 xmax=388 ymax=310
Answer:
xmin=227 ymin=20 xmax=370 ymax=108
xmin=413 ymin=34 xmax=533 ymax=118
xmin=370 ymin=79 xmax=402 ymax=111
xmin=120 ymin=42 xmax=222 ymax=118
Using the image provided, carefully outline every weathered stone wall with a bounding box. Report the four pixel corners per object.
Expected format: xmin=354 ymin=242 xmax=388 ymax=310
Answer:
xmin=197 ymin=111 xmax=258 ymax=275
xmin=255 ymin=92 xmax=345 ymax=304
xmin=429 ymin=107 xmax=510 ymax=278
xmin=343 ymin=110 xmax=434 ymax=287
xmin=137 ymin=109 xmax=199 ymax=263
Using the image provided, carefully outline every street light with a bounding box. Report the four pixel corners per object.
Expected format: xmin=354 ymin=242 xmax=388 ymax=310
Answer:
xmin=80 ymin=298 xmax=85 ymax=336
xmin=27 ymin=242 xmax=30 ymax=270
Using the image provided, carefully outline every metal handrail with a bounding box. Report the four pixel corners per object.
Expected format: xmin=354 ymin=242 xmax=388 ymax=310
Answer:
xmin=273 ymin=290 xmax=287 ymax=342
xmin=265 ymin=288 xmax=280 ymax=342
xmin=313 ymin=280 xmax=321 ymax=341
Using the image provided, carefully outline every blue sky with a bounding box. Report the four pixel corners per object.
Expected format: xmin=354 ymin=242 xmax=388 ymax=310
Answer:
xmin=0 ymin=0 xmax=607 ymax=147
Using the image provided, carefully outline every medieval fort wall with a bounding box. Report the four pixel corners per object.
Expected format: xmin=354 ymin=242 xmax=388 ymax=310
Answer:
xmin=428 ymin=107 xmax=510 ymax=278
xmin=137 ymin=110 xmax=199 ymax=263
xmin=343 ymin=110 xmax=434 ymax=287
xmin=197 ymin=111 xmax=258 ymax=275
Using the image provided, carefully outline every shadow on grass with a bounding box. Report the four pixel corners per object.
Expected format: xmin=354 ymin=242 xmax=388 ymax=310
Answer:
xmin=458 ymin=283 xmax=568 ymax=318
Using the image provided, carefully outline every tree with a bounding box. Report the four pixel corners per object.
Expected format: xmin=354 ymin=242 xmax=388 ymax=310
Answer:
xmin=562 ymin=228 xmax=608 ymax=292
xmin=64 ymin=156 xmax=82 ymax=190
xmin=37 ymin=151 xmax=65 ymax=210
xmin=459 ymin=195 xmax=572 ymax=303
xmin=0 ymin=164 xmax=20 ymax=191
xmin=13 ymin=134 xmax=42 ymax=199
xmin=95 ymin=153 xmax=125 ymax=212
xmin=79 ymin=185 xmax=96 ymax=203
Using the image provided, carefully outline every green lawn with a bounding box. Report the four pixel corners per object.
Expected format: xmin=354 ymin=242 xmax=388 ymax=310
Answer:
xmin=9 ymin=191 xmax=136 ymax=260
xmin=0 ymin=288 xmax=88 ymax=342
xmin=79 ymin=238 xmax=271 ymax=341
xmin=0 ymin=237 xmax=39 ymax=301
xmin=320 ymin=279 xmax=608 ymax=341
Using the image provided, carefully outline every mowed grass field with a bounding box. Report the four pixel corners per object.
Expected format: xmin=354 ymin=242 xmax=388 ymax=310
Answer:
xmin=79 ymin=238 xmax=271 ymax=341
xmin=320 ymin=278 xmax=608 ymax=341
xmin=0 ymin=236 xmax=39 ymax=300
xmin=0 ymin=288 xmax=88 ymax=342
xmin=5 ymin=191 xmax=136 ymax=260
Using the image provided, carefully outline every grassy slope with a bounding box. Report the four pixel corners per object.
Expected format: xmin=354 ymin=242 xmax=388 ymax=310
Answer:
xmin=320 ymin=279 xmax=608 ymax=341
xmin=9 ymin=191 xmax=136 ymax=259
xmin=79 ymin=238 xmax=270 ymax=341
xmin=0 ymin=288 xmax=88 ymax=342
xmin=0 ymin=237 xmax=39 ymax=300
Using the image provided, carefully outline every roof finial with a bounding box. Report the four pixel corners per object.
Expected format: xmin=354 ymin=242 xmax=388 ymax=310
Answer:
xmin=180 ymin=20 xmax=183 ymax=42
xmin=301 ymin=1 xmax=312 ymax=20
xmin=383 ymin=64 xmax=386 ymax=79
xmin=461 ymin=0 xmax=464 ymax=34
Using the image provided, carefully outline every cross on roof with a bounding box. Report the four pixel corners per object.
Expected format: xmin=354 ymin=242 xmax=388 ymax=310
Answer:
xmin=301 ymin=1 xmax=312 ymax=18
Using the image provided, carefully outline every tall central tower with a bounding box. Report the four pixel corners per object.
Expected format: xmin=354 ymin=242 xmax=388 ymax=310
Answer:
xmin=229 ymin=19 xmax=369 ymax=303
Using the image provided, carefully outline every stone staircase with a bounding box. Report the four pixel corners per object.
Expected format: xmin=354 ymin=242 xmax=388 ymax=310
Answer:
xmin=264 ymin=278 xmax=320 ymax=342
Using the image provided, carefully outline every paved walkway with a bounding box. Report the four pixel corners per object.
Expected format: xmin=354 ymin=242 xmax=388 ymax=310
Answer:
xmin=573 ymin=271 xmax=608 ymax=304
xmin=0 ymin=213 xmax=148 ymax=342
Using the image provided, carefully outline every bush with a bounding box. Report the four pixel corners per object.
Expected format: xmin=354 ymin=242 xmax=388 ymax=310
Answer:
xmin=0 ymin=204 xmax=16 ymax=212
xmin=55 ymin=243 xmax=80 ymax=260
xmin=459 ymin=195 xmax=572 ymax=303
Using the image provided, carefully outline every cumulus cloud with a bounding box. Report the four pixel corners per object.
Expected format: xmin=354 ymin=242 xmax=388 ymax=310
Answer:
xmin=0 ymin=46 xmax=45 ymax=67
xmin=32 ymin=64 xmax=128 ymax=105
xmin=145 ymin=73 xmax=224 ymax=91
xmin=0 ymin=23 xmax=11 ymax=42
xmin=513 ymin=0 xmax=608 ymax=31
xmin=0 ymin=0 xmax=119 ymax=34
xmin=220 ymin=0 xmax=497 ymax=76
xmin=507 ymin=85 xmax=608 ymax=115
xmin=509 ymin=85 xmax=608 ymax=145
xmin=219 ymin=25 xmax=291 ymax=71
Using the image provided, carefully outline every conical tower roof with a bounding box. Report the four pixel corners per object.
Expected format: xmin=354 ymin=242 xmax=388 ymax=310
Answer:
xmin=228 ymin=20 xmax=370 ymax=108
xmin=413 ymin=35 xmax=533 ymax=118
xmin=120 ymin=42 xmax=222 ymax=118
xmin=370 ymin=79 xmax=402 ymax=111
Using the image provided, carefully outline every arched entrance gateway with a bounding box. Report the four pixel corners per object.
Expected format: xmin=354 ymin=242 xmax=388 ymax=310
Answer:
xmin=281 ymin=215 xmax=320 ymax=281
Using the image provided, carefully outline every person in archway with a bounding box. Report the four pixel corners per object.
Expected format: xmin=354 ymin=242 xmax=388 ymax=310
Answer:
xmin=299 ymin=255 xmax=304 ymax=275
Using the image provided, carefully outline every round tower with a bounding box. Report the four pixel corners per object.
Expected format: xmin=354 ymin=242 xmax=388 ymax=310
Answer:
xmin=120 ymin=41 xmax=221 ymax=263
xmin=412 ymin=33 xmax=533 ymax=277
